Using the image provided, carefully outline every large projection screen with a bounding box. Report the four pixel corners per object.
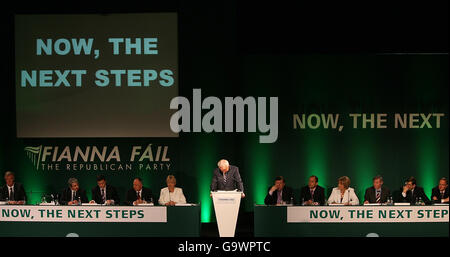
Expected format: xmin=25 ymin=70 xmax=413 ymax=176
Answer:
xmin=15 ymin=13 xmax=178 ymax=138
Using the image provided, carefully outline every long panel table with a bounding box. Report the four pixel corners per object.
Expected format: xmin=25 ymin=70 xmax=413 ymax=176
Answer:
xmin=0 ymin=204 xmax=200 ymax=237
xmin=254 ymin=204 xmax=449 ymax=237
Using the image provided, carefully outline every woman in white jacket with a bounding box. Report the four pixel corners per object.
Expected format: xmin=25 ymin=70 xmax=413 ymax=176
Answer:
xmin=327 ymin=176 xmax=359 ymax=205
xmin=159 ymin=175 xmax=187 ymax=206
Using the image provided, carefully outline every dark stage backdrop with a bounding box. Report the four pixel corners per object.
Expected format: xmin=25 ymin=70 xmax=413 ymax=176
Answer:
xmin=1 ymin=3 xmax=448 ymax=223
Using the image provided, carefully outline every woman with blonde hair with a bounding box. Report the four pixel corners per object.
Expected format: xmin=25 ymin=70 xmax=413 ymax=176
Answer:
xmin=158 ymin=175 xmax=187 ymax=206
xmin=327 ymin=176 xmax=359 ymax=205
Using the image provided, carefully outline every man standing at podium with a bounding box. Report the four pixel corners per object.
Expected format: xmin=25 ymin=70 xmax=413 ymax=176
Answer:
xmin=210 ymin=159 xmax=245 ymax=198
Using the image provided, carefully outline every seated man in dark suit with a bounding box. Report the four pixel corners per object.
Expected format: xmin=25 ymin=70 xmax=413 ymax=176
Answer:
xmin=300 ymin=175 xmax=325 ymax=205
xmin=431 ymin=177 xmax=449 ymax=204
xmin=90 ymin=175 xmax=120 ymax=205
xmin=364 ymin=175 xmax=390 ymax=204
xmin=264 ymin=176 xmax=294 ymax=205
xmin=59 ymin=177 xmax=88 ymax=205
xmin=396 ymin=176 xmax=431 ymax=205
xmin=0 ymin=171 xmax=27 ymax=204
xmin=126 ymin=177 xmax=153 ymax=205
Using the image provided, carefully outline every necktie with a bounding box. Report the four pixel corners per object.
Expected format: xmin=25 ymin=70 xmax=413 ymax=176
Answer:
xmin=9 ymin=187 xmax=13 ymax=200
xmin=310 ymin=189 xmax=314 ymax=200
xmin=277 ymin=190 xmax=282 ymax=204
xmin=376 ymin=190 xmax=381 ymax=203
xmin=101 ymin=189 xmax=105 ymax=203
xmin=137 ymin=191 xmax=141 ymax=200
xmin=223 ymin=173 xmax=227 ymax=183
xmin=71 ymin=191 xmax=75 ymax=201
xmin=441 ymin=191 xmax=444 ymax=199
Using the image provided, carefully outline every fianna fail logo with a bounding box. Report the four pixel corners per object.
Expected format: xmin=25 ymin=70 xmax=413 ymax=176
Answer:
xmin=24 ymin=144 xmax=171 ymax=172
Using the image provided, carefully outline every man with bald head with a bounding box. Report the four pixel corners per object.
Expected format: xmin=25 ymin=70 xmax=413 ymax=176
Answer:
xmin=126 ymin=177 xmax=153 ymax=205
xmin=210 ymin=159 xmax=245 ymax=198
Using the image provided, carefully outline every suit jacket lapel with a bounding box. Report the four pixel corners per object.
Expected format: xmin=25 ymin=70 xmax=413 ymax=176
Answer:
xmin=382 ymin=188 xmax=387 ymax=200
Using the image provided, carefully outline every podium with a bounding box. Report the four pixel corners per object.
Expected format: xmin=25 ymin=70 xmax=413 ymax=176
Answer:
xmin=211 ymin=190 xmax=242 ymax=237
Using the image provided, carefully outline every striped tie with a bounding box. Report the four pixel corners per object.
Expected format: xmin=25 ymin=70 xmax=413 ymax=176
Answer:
xmin=101 ymin=189 xmax=106 ymax=203
xmin=277 ymin=190 xmax=282 ymax=204
xmin=223 ymin=173 xmax=227 ymax=183
xmin=376 ymin=190 xmax=381 ymax=203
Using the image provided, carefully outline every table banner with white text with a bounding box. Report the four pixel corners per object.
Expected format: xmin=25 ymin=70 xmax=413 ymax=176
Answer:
xmin=0 ymin=205 xmax=167 ymax=223
xmin=287 ymin=206 xmax=449 ymax=223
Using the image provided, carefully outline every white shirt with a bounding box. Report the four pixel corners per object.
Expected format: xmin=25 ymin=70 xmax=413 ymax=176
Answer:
xmin=327 ymin=187 xmax=359 ymax=205
xmin=7 ymin=185 xmax=14 ymax=194
xmin=100 ymin=187 xmax=106 ymax=199
xmin=159 ymin=187 xmax=186 ymax=205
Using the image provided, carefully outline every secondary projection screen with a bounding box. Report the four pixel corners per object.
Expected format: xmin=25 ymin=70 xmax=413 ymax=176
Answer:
xmin=15 ymin=13 xmax=178 ymax=138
